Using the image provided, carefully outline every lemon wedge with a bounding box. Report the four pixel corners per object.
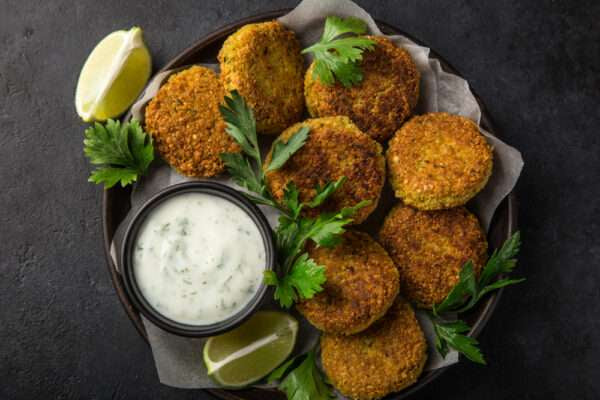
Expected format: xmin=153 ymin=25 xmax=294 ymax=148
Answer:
xmin=75 ymin=27 xmax=151 ymax=122
xmin=203 ymin=311 xmax=298 ymax=387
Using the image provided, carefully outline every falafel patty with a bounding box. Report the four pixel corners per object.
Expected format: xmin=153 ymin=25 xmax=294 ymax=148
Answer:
xmin=305 ymin=36 xmax=420 ymax=142
xmin=378 ymin=204 xmax=488 ymax=308
xmin=144 ymin=66 xmax=240 ymax=177
xmin=321 ymin=297 xmax=427 ymax=400
xmin=264 ymin=116 xmax=385 ymax=224
xmin=218 ymin=21 xmax=304 ymax=134
xmin=387 ymin=112 xmax=493 ymax=210
xmin=296 ymin=231 xmax=399 ymax=335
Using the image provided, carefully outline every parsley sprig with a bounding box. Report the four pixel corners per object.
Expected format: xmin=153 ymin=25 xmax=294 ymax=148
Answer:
xmin=268 ymin=350 xmax=335 ymax=400
xmin=302 ymin=16 xmax=375 ymax=87
xmin=429 ymin=231 xmax=525 ymax=364
xmin=265 ymin=181 xmax=370 ymax=307
xmin=219 ymin=91 xmax=367 ymax=308
xmin=83 ymin=119 xmax=154 ymax=188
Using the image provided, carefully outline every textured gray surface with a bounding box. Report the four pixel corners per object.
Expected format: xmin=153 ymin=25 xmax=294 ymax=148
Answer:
xmin=0 ymin=0 xmax=598 ymax=399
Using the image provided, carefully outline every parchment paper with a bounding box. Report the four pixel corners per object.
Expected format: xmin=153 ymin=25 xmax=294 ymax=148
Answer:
xmin=110 ymin=0 xmax=524 ymax=392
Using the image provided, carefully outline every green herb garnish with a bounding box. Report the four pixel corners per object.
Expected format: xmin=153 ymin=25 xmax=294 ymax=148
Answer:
xmin=266 ymin=126 xmax=310 ymax=172
xmin=265 ymin=181 xmax=369 ymax=308
xmin=83 ymin=119 xmax=154 ymax=188
xmin=302 ymin=16 xmax=375 ymax=87
xmin=429 ymin=231 xmax=525 ymax=364
xmin=267 ymin=350 xmax=335 ymax=400
xmin=219 ymin=90 xmax=277 ymax=208
xmin=219 ymin=91 xmax=367 ymax=308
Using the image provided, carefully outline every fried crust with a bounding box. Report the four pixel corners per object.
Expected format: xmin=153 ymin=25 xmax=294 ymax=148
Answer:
xmin=378 ymin=204 xmax=488 ymax=308
xmin=263 ymin=116 xmax=385 ymax=224
xmin=386 ymin=112 xmax=493 ymax=210
xmin=144 ymin=66 xmax=240 ymax=177
xmin=321 ymin=297 xmax=427 ymax=400
xmin=296 ymin=231 xmax=399 ymax=335
xmin=305 ymin=36 xmax=420 ymax=142
xmin=218 ymin=21 xmax=304 ymax=134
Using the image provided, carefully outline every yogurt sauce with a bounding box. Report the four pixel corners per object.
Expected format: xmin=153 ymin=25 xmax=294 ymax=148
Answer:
xmin=133 ymin=192 xmax=266 ymax=325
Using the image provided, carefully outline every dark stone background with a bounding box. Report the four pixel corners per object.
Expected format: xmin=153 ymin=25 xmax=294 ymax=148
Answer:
xmin=1 ymin=0 xmax=598 ymax=399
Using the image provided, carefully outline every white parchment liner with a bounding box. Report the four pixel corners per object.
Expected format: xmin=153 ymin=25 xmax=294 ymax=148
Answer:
xmin=109 ymin=0 xmax=524 ymax=392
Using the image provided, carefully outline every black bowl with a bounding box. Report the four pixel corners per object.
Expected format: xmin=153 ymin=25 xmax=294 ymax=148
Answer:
xmin=120 ymin=181 xmax=276 ymax=337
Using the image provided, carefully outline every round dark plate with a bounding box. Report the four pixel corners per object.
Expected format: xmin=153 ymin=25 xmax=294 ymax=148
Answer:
xmin=102 ymin=9 xmax=518 ymax=400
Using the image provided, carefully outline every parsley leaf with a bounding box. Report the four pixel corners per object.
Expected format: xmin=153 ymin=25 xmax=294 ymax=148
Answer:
xmin=220 ymin=153 xmax=265 ymax=195
xmin=306 ymin=177 xmax=346 ymax=208
xmin=433 ymin=261 xmax=478 ymax=315
xmin=304 ymin=200 xmax=371 ymax=248
xmin=83 ymin=119 xmax=154 ymax=189
xmin=220 ymin=90 xmax=259 ymax=160
xmin=283 ymin=182 xmax=303 ymax=219
xmin=287 ymin=254 xmax=327 ymax=300
xmin=479 ymin=230 xmax=521 ymax=287
xmin=89 ymin=167 xmax=138 ymax=188
xmin=302 ymin=16 xmax=375 ymax=87
xmin=219 ymin=91 xmax=274 ymax=205
xmin=275 ymin=213 xmax=302 ymax=263
xmin=338 ymin=199 xmax=372 ymax=218
xmin=321 ymin=15 xmax=370 ymax=41
xmin=268 ymin=351 xmax=335 ymax=400
xmin=266 ymin=126 xmax=310 ymax=172
xmin=477 ymin=277 xmax=526 ymax=298
xmin=429 ymin=231 xmax=525 ymax=364
xmin=304 ymin=210 xmax=355 ymax=248
xmin=265 ymin=253 xmax=327 ymax=308
xmin=281 ymin=176 xmax=348 ymax=220
xmin=433 ymin=320 xmax=485 ymax=364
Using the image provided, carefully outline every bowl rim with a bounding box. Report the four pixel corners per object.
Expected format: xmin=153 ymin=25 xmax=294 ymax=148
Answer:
xmin=120 ymin=180 xmax=276 ymax=338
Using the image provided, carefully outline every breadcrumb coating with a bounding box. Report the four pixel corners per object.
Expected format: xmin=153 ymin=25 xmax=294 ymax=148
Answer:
xmin=386 ymin=112 xmax=493 ymax=210
xmin=305 ymin=36 xmax=420 ymax=142
xmin=296 ymin=231 xmax=399 ymax=335
xmin=378 ymin=204 xmax=488 ymax=308
xmin=263 ymin=116 xmax=385 ymax=224
xmin=218 ymin=21 xmax=304 ymax=134
xmin=321 ymin=297 xmax=427 ymax=400
xmin=144 ymin=66 xmax=240 ymax=177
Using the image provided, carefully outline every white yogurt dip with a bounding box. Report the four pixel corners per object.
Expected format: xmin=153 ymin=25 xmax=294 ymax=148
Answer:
xmin=132 ymin=192 xmax=266 ymax=325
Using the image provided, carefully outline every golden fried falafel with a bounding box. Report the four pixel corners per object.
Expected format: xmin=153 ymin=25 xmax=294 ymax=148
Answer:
xmin=387 ymin=112 xmax=493 ymax=210
xmin=296 ymin=231 xmax=399 ymax=335
xmin=264 ymin=116 xmax=385 ymax=224
xmin=144 ymin=66 xmax=240 ymax=177
xmin=321 ymin=297 xmax=427 ymax=400
xmin=218 ymin=21 xmax=304 ymax=134
xmin=304 ymin=36 xmax=420 ymax=142
xmin=378 ymin=204 xmax=488 ymax=308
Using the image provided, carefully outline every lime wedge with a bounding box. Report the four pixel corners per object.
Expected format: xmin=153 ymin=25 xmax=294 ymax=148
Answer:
xmin=75 ymin=27 xmax=151 ymax=122
xmin=204 ymin=311 xmax=298 ymax=387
